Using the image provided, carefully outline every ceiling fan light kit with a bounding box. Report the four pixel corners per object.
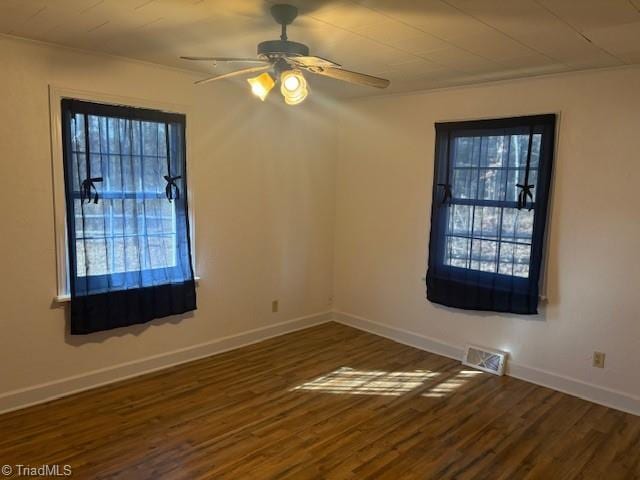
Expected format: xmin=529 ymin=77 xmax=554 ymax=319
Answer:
xmin=280 ymin=69 xmax=308 ymax=105
xmin=247 ymin=72 xmax=276 ymax=101
xmin=181 ymin=4 xmax=390 ymax=106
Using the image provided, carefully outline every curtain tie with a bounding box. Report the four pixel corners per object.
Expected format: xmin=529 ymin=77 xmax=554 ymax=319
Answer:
xmin=80 ymin=177 xmax=103 ymax=204
xmin=516 ymin=183 xmax=535 ymax=211
xmin=439 ymin=131 xmax=454 ymax=206
xmin=517 ymin=126 xmax=535 ymax=211
xmin=164 ymin=175 xmax=181 ymax=202
xmin=437 ymin=183 xmax=453 ymax=205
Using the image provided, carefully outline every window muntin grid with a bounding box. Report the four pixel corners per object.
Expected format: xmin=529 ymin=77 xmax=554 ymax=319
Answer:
xmin=443 ymin=134 xmax=541 ymax=278
xmin=69 ymin=113 xmax=178 ymax=277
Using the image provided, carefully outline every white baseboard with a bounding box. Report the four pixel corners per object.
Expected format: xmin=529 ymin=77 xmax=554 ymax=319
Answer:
xmin=333 ymin=311 xmax=640 ymax=417
xmin=4 ymin=310 xmax=638 ymax=418
xmin=0 ymin=311 xmax=332 ymax=415
xmin=333 ymin=311 xmax=465 ymax=361
xmin=506 ymin=363 xmax=640 ymax=417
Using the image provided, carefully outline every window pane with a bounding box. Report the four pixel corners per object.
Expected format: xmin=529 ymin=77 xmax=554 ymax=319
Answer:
xmin=452 ymin=168 xmax=477 ymax=200
xmin=123 ymin=237 xmax=142 ymax=272
xmin=148 ymin=235 xmax=176 ymax=269
xmin=87 ymin=115 xmax=102 ymax=154
xmin=448 ymin=204 xmax=473 ymax=237
xmin=71 ymin=114 xmax=85 ymax=152
xmin=472 ymin=206 xmax=500 ymax=240
xmin=78 ymin=239 xmax=108 ymax=277
xmin=131 ymin=121 xmax=142 ymax=156
xmin=78 ymin=201 xmax=107 ymax=238
xmin=444 ymin=236 xmax=470 ymax=268
xmin=496 ymin=240 xmax=532 ymax=277
xmin=477 ymin=168 xmax=506 ymax=201
xmin=72 ymin=153 xmax=87 ymax=189
xmin=508 ymin=133 xmax=540 ymax=169
xmin=506 ymin=168 xmax=538 ymax=203
xmin=106 ymin=154 xmax=123 ymax=191
xmin=470 ymin=239 xmax=498 ymax=273
xmin=89 ymin=153 xmax=103 ymax=181
xmin=531 ymin=134 xmax=541 ymax=167
xmin=141 ymin=121 xmax=161 ymax=156
xmin=498 ymin=243 xmax=514 ymax=275
xmin=76 ymin=234 xmax=177 ymax=277
xmin=142 ymin=154 xmax=165 ymax=191
xmin=501 ymin=208 xmax=534 ymax=244
xmin=513 ymin=244 xmax=531 ymax=278
xmin=142 ymin=199 xmax=176 ymax=234
xmin=443 ymin=205 xmax=534 ymax=278
xmin=453 ymin=137 xmax=478 ymax=167
xmin=481 ymin=136 xmax=507 ymax=167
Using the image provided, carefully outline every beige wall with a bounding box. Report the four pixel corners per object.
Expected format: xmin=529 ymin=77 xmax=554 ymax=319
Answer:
xmin=1 ymin=33 xmax=638 ymax=411
xmin=0 ymin=36 xmax=336 ymax=396
xmin=334 ymin=66 xmax=640 ymax=400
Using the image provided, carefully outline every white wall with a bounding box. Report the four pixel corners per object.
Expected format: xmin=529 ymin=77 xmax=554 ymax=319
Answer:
xmin=1 ymin=33 xmax=638 ymax=415
xmin=0 ymin=36 xmax=337 ymax=405
xmin=334 ymin=67 xmax=640 ymax=406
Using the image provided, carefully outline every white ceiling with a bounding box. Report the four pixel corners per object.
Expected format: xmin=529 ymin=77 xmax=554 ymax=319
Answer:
xmin=2 ymin=0 xmax=640 ymax=97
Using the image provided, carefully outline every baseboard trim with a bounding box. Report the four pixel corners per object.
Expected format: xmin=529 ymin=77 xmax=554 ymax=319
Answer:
xmin=506 ymin=363 xmax=640 ymax=417
xmin=4 ymin=311 xmax=638 ymax=417
xmin=333 ymin=311 xmax=465 ymax=361
xmin=0 ymin=311 xmax=332 ymax=415
xmin=334 ymin=311 xmax=640 ymax=417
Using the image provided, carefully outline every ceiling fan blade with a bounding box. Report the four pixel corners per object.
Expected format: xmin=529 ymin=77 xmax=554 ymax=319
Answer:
xmin=181 ymin=56 xmax=268 ymax=64
xmin=194 ymin=65 xmax=271 ymax=85
xmin=286 ymin=56 xmax=341 ymax=68
xmin=308 ymin=67 xmax=390 ymax=89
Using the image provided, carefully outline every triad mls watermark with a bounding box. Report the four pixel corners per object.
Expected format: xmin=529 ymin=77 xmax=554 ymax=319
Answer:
xmin=1 ymin=464 xmax=72 ymax=477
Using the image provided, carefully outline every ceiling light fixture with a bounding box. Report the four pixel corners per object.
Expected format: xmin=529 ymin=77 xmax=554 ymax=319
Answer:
xmin=247 ymin=72 xmax=275 ymax=101
xmin=184 ymin=3 xmax=391 ymax=99
xmin=280 ymin=69 xmax=308 ymax=106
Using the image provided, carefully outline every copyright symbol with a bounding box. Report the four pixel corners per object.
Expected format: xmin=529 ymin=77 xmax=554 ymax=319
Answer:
xmin=1 ymin=465 xmax=12 ymax=475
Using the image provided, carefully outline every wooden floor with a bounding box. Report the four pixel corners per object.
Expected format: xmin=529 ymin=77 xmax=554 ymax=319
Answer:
xmin=1 ymin=322 xmax=639 ymax=479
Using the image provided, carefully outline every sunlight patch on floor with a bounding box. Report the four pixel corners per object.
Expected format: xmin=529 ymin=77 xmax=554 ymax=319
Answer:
xmin=422 ymin=369 xmax=485 ymax=398
xmin=291 ymin=367 xmax=439 ymax=396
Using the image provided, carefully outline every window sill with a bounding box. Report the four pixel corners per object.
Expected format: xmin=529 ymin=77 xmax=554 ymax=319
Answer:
xmin=54 ymin=276 xmax=201 ymax=303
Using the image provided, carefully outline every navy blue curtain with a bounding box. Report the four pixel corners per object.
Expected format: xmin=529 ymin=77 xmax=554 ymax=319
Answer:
xmin=426 ymin=115 xmax=556 ymax=314
xmin=62 ymin=99 xmax=196 ymax=334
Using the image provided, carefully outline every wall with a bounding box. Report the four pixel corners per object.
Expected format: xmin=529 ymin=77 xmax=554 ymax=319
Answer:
xmin=0 ymin=35 xmax=337 ymax=409
xmin=1 ymin=33 xmax=638 ymax=415
xmin=334 ymin=67 xmax=640 ymax=411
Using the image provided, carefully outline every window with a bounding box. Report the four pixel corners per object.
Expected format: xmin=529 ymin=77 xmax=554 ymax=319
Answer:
xmin=61 ymin=99 xmax=196 ymax=334
xmin=426 ymin=115 xmax=556 ymax=314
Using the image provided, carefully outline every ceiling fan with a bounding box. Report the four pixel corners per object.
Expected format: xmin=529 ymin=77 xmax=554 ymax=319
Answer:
xmin=181 ymin=3 xmax=390 ymax=105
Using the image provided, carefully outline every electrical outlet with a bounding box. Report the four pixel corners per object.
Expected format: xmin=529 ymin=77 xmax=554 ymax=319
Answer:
xmin=593 ymin=351 xmax=605 ymax=368
xmin=272 ymin=300 xmax=279 ymax=313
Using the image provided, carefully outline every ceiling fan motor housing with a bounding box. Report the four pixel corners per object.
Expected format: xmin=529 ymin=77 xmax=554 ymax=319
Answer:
xmin=258 ymin=40 xmax=309 ymax=59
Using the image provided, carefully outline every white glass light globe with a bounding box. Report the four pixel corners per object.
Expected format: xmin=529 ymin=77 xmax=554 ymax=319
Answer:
xmin=283 ymin=75 xmax=300 ymax=91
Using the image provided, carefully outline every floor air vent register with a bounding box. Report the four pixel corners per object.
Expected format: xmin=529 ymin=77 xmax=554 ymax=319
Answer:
xmin=463 ymin=345 xmax=508 ymax=376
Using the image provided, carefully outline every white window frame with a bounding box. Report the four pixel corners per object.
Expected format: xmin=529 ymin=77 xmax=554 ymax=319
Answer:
xmin=49 ymin=86 xmax=198 ymax=302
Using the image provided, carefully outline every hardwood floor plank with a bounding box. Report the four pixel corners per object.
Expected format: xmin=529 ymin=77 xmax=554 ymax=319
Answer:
xmin=1 ymin=322 xmax=638 ymax=479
